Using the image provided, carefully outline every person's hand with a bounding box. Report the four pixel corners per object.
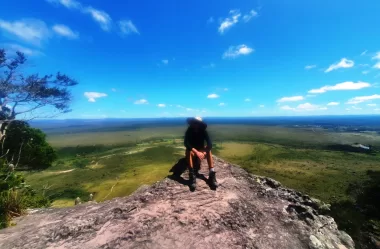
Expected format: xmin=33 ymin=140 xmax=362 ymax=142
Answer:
xmin=196 ymin=151 xmax=205 ymax=160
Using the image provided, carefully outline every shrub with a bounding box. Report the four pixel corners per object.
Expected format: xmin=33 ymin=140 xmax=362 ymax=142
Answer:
xmin=3 ymin=121 xmax=57 ymax=170
xmin=0 ymin=190 xmax=27 ymax=228
xmin=72 ymin=158 xmax=90 ymax=169
xmin=0 ymin=160 xmax=50 ymax=228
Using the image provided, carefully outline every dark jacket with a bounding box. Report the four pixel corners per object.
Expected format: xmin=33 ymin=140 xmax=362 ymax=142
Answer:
xmin=184 ymin=127 xmax=212 ymax=151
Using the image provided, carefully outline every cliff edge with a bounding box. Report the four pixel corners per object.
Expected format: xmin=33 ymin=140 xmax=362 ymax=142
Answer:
xmin=0 ymin=157 xmax=354 ymax=249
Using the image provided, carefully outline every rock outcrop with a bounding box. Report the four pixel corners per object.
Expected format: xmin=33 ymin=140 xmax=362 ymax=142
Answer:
xmin=0 ymin=157 xmax=354 ymax=249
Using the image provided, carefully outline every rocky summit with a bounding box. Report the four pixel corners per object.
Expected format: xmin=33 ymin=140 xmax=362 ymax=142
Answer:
xmin=0 ymin=157 xmax=354 ymax=249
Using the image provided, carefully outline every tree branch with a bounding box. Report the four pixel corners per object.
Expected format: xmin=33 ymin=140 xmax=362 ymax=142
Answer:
xmin=15 ymin=140 xmax=24 ymax=169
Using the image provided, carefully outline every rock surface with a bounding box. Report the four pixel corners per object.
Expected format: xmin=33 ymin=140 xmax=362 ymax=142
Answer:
xmin=0 ymin=157 xmax=355 ymax=249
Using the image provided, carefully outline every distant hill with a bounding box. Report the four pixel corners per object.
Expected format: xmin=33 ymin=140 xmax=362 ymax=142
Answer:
xmin=30 ymin=115 xmax=380 ymax=135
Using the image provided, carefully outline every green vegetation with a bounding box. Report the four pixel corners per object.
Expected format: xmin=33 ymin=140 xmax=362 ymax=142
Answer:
xmin=0 ymin=160 xmax=50 ymax=228
xmin=3 ymin=121 xmax=57 ymax=170
xmin=24 ymin=145 xmax=183 ymax=207
xmin=216 ymin=142 xmax=379 ymax=203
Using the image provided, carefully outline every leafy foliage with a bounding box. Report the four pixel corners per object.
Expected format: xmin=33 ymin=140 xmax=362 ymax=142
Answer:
xmin=3 ymin=121 xmax=57 ymax=170
xmin=0 ymin=49 xmax=78 ymax=121
xmin=0 ymin=160 xmax=50 ymax=228
xmin=72 ymin=158 xmax=90 ymax=169
xmin=330 ymin=170 xmax=380 ymax=249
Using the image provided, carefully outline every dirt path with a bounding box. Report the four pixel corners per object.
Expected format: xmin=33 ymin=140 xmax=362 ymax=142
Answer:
xmin=43 ymin=169 xmax=76 ymax=175
xmin=98 ymin=147 xmax=153 ymax=159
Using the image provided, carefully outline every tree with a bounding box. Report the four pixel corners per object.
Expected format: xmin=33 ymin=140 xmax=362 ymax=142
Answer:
xmin=3 ymin=121 xmax=57 ymax=170
xmin=0 ymin=49 xmax=78 ymax=147
xmin=0 ymin=49 xmax=78 ymax=121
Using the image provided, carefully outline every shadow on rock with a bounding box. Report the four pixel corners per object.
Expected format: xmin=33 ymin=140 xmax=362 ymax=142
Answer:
xmin=168 ymin=158 xmax=192 ymax=191
xmin=168 ymin=157 xmax=212 ymax=191
xmin=169 ymin=158 xmax=188 ymax=178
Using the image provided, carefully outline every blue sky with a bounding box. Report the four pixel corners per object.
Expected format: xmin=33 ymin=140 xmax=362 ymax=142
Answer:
xmin=1 ymin=0 xmax=380 ymax=118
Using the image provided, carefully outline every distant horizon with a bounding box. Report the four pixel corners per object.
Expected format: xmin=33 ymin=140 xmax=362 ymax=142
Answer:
xmin=31 ymin=114 xmax=380 ymax=121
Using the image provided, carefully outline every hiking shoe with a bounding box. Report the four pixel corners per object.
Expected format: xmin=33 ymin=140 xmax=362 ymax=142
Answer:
xmin=189 ymin=168 xmax=196 ymax=190
xmin=208 ymin=171 xmax=218 ymax=189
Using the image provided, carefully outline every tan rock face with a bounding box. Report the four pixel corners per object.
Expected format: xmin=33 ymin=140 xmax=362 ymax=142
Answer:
xmin=0 ymin=157 xmax=354 ymax=249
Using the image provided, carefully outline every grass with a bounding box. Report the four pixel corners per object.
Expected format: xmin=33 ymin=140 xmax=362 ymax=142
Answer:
xmin=215 ymin=142 xmax=380 ymax=203
xmin=47 ymin=127 xmax=186 ymax=148
xmin=23 ymin=145 xmax=183 ymax=206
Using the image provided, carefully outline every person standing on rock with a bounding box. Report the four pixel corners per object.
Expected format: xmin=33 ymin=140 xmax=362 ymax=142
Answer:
xmin=184 ymin=117 xmax=218 ymax=190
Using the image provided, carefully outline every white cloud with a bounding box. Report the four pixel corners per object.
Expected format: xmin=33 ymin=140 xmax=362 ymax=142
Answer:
xmin=0 ymin=18 xmax=50 ymax=45
xmin=297 ymin=103 xmax=327 ymax=111
xmin=346 ymin=94 xmax=380 ymax=104
xmin=1 ymin=43 xmax=42 ymax=56
xmin=47 ymin=0 xmax=113 ymax=32
xmin=223 ymin=44 xmax=254 ymax=59
xmin=218 ymin=9 xmax=241 ymax=34
xmin=372 ymin=52 xmax=380 ymax=60
xmin=207 ymin=93 xmax=219 ymax=99
xmin=367 ymin=103 xmax=377 ymax=107
xmin=162 ymin=59 xmax=169 ymax=65
xmin=243 ymin=10 xmax=258 ymax=22
xmin=84 ymin=92 xmax=107 ymax=102
xmin=327 ymin=102 xmax=340 ymax=106
xmin=157 ymin=104 xmax=166 ymax=108
xmin=373 ymin=62 xmax=380 ymax=69
xmin=361 ymin=50 xmax=368 ymax=56
xmin=176 ymin=105 xmax=184 ymax=108
xmin=277 ymin=96 xmax=304 ymax=103
xmin=186 ymin=108 xmax=193 ymax=111
xmin=362 ymin=71 xmax=370 ymax=75
xmin=219 ymin=103 xmax=225 ymax=106
xmin=46 ymin=0 xmax=82 ymax=9
xmin=280 ymin=105 xmax=294 ymax=110
xmin=259 ymin=105 xmax=265 ymax=108
xmin=119 ymin=20 xmax=139 ymax=35
xmin=281 ymin=103 xmax=327 ymax=112
xmin=134 ymin=99 xmax=148 ymax=105
xmin=308 ymin=81 xmax=371 ymax=94
xmin=325 ymin=58 xmax=354 ymax=73
xmin=85 ymin=7 xmax=112 ymax=31
xmin=305 ymin=65 xmax=316 ymax=70
xmin=244 ymin=98 xmax=251 ymax=102
xmin=52 ymin=24 xmax=79 ymax=39
xmin=351 ymin=106 xmax=362 ymax=110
